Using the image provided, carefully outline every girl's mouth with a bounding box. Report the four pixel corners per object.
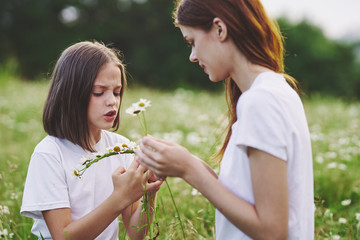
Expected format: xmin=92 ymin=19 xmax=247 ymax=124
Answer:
xmin=104 ymin=110 xmax=117 ymax=120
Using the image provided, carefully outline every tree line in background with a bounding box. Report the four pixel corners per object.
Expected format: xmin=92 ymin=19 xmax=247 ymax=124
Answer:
xmin=1 ymin=0 xmax=360 ymax=98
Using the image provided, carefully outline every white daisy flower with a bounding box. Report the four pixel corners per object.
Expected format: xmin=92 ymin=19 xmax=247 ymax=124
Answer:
xmin=133 ymin=98 xmax=151 ymax=111
xmin=355 ymin=213 xmax=360 ymax=221
xmin=92 ymin=152 xmax=103 ymax=158
xmin=127 ymin=141 xmax=138 ymax=150
xmin=338 ymin=217 xmax=347 ymax=224
xmin=323 ymin=209 xmax=333 ymax=218
xmin=0 ymin=228 xmax=9 ymax=237
xmin=126 ymin=105 xmax=141 ymax=116
xmin=0 ymin=205 xmax=10 ymax=215
xmin=191 ymin=188 xmax=201 ymax=196
xmin=341 ymin=199 xmax=351 ymax=206
xmin=73 ymin=168 xmax=82 ymax=179
xmin=80 ymin=156 xmax=92 ymax=165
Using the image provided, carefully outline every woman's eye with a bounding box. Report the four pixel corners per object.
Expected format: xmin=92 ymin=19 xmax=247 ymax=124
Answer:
xmin=114 ymin=92 xmax=121 ymax=96
xmin=93 ymin=92 xmax=103 ymax=97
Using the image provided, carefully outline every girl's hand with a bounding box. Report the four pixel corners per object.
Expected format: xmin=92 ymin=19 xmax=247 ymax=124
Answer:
xmin=146 ymin=171 xmax=164 ymax=194
xmin=135 ymin=135 xmax=195 ymax=179
xmin=111 ymin=160 xmax=162 ymax=207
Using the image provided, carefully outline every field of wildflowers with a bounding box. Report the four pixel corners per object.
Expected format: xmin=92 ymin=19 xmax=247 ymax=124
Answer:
xmin=0 ymin=76 xmax=359 ymax=239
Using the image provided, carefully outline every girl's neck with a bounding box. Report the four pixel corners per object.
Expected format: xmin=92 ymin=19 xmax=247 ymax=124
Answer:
xmin=89 ymin=130 xmax=102 ymax=147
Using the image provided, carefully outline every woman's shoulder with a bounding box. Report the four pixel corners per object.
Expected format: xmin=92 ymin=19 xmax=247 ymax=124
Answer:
xmin=240 ymin=72 xmax=298 ymax=107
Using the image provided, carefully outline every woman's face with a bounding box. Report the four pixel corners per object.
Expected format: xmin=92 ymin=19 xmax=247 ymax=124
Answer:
xmin=88 ymin=62 xmax=122 ymax=141
xmin=180 ymin=24 xmax=231 ymax=82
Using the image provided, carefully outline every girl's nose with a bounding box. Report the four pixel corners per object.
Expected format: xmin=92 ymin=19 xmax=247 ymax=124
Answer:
xmin=189 ymin=48 xmax=198 ymax=62
xmin=106 ymin=93 xmax=116 ymax=106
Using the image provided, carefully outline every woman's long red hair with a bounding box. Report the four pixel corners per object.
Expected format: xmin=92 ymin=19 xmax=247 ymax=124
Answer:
xmin=174 ymin=0 xmax=299 ymax=160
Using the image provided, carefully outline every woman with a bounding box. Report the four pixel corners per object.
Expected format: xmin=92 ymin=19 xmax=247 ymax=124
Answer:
xmin=135 ymin=0 xmax=314 ymax=239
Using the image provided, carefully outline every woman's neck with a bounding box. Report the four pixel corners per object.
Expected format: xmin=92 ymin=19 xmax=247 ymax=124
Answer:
xmin=227 ymin=43 xmax=271 ymax=92
xmin=232 ymin=59 xmax=270 ymax=92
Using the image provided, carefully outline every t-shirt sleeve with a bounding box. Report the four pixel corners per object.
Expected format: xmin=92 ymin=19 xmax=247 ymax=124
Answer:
xmin=21 ymin=152 xmax=70 ymax=219
xmin=234 ymin=91 xmax=288 ymax=161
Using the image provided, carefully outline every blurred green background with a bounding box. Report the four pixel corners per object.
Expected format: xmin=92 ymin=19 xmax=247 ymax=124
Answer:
xmin=1 ymin=0 xmax=360 ymax=98
xmin=1 ymin=1 xmax=360 ymax=239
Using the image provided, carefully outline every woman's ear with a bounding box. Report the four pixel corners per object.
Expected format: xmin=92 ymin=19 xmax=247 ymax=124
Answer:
xmin=213 ymin=17 xmax=228 ymax=41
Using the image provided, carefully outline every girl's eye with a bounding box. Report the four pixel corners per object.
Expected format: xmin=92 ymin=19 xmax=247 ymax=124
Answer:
xmin=114 ymin=92 xmax=121 ymax=96
xmin=187 ymin=41 xmax=194 ymax=48
xmin=93 ymin=92 xmax=103 ymax=97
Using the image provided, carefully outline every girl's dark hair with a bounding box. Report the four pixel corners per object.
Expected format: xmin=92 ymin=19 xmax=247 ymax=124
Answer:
xmin=174 ymin=0 xmax=300 ymax=160
xmin=43 ymin=41 xmax=127 ymax=152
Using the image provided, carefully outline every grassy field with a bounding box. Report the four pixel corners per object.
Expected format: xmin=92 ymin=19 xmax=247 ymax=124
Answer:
xmin=0 ymin=75 xmax=359 ymax=239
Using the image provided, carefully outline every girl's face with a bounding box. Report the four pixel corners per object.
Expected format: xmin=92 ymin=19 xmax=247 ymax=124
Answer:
xmin=180 ymin=24 xmax=231 ymax=82
xmin=88 ymin=62 xmax=122 ymax=142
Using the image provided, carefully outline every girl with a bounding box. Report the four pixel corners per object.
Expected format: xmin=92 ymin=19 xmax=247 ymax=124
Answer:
xmin=21 ymin=41 xmax=162 ymax=240
xmin=135 ymin=0 xmax=314 ymax=239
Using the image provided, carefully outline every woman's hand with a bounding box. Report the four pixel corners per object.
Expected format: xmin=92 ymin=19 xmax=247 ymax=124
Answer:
xmin=135 ymin=135 xmax=195 ymax=180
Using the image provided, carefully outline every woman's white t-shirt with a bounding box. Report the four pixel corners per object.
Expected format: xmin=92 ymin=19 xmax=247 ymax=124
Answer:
xmin=21 ymin=130 xmax=133 ymax=239
xmin=215 ymin=72 xmax=314 ymax=239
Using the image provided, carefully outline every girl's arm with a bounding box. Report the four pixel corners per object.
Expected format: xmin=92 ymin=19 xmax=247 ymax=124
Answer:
xmin=136 ymin=136 xmax=288 ymax=239
xmin=43 ymin=161 xmax=162 ymax=240
xmin=121 ymin=171 xmax=161 ymax=240
xmin=121 ymin=191 xmax=158 ymax=240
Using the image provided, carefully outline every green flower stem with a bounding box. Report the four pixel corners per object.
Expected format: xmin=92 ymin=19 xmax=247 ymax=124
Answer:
xmin=145 ymin=192 xmax=153 ymax=239
xmin=142 ymin=111 xmax=148 ymax=136
xmin=77 ymin=150 xmax=135 ymax=177
xmin=136 ymin=113 xmax=147 ymax=136
xmin=122 ymin=203 xmax=134 ymax=240
xmin=165 ymin=179 xmax=186 ymax=239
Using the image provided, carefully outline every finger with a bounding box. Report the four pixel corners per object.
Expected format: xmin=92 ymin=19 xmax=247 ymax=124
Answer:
xmin=143 ymin=135 xmax=175 ymax=147
xmin=147 ymin=171 xmax=163 ymax=182
xmin=145 ymin=180 xmax=163 ymax=192
xmin=138 ymin=139 xmax=157 ymax=157
xmin=128 ymin=159 xmax=140 ymax=170
xmin=141 ymin=136 xmax=166 ymax=152
xmin=134 ymin=152 xmax=157 ymax=173
xmin=113 ymin=166 xmax=126 ymax=176
xmin=136 ymin=163 xmax=148 ymax=175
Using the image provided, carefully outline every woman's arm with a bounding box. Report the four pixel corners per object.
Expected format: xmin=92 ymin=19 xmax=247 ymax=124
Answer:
xmin=185 ymin=147 xmax=288 ymax=239
xmin=43 ymin=161 xmax=162 ymax=240
xmin=136 ymin=136 xmax=288 ymax=239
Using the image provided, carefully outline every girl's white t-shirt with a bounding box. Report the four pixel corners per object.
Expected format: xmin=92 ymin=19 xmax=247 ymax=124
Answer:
xmin=21 ymin=130 xmax=133 ymax=240
xmin=215 ymin=71 xmax=314 ymax=239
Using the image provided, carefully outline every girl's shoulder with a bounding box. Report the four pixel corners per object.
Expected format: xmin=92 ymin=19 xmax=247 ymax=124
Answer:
xmin=33 ymin=135 xmax=62 ymax=154
xmin=101 ymin=130 xmax=129 ymax=145
xmin=33 ymin=135 xmax=82 ymax=158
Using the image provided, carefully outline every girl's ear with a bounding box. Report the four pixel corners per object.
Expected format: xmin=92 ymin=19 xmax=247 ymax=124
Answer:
xmin=213 ymin=17 xmax=228 ymax=42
